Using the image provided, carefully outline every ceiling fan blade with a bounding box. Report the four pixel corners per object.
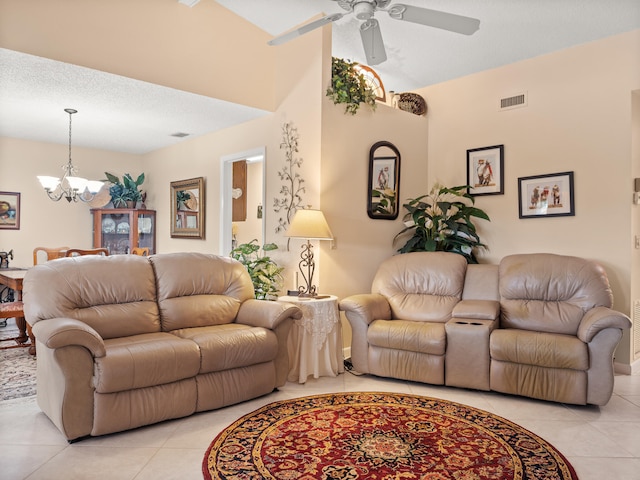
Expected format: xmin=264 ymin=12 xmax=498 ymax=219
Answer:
xmin=360 ymin=19 xmax=387 ymax=65
xmin=388 ymin=4 xmax=480 ymax=35
xmin=268 ymin=12 xmax=345 ymax=46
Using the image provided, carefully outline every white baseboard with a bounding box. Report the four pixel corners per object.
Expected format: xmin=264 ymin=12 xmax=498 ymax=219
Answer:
xmin=343 ymin=346 xmax=351 ymax=361
xmin=615 ymin=358 xmax=640 ymax=375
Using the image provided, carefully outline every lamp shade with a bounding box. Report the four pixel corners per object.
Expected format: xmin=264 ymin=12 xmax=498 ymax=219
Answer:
xmin=285 ymin=209 xmax=333 ymax=240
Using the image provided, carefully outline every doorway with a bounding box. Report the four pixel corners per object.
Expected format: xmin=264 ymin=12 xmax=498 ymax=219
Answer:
xmin=220 ymin=147 xmax=266 ymax=256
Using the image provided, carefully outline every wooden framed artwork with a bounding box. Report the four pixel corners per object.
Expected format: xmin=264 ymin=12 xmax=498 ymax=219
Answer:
xmin=171 ymin=177 xmax=205 ymax=238
xmin=467 ymin=145 xmax=504 ymax=196
xmin=0 ymin=191 xmax=20 ymax=230
xmin=518 ymin=171 xmax=574 ymax=219
xmin=367 ymin=141 xmax=401 ymax=220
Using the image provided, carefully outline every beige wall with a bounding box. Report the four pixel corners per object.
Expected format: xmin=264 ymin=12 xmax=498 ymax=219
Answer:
xmin=418 ymin=30 xmax=640 ymax=365
xmin=0 ymin=136 xmax=140 ymax=266
xmin=0 ymin=0 xmax=276 ymax=110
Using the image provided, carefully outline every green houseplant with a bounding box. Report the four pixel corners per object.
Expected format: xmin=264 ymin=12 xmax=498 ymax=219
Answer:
xmin=326 ymin=57 xmax=377 ymax=115
xmin=393 ymin=184 xmax=490 ymax=263
xmin=105 ymin=172 xmax=145 ymax=208
xmin=230 ymin=239 xmax=284 ymax=300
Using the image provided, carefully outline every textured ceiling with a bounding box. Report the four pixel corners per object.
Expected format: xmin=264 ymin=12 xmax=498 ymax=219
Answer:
xmin=0 ymin=48 xmax=269 ymax=155
xmin=0 ymin=0 xmax=639 ymax=155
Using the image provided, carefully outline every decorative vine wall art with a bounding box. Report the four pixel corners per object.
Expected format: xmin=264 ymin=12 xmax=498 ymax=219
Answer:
xmin=273 ymin=122 xmax=307 ymax=240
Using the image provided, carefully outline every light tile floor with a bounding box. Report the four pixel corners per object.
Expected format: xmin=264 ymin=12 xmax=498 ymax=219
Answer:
xmin=1 ymin=371 xmax=639 ymax=480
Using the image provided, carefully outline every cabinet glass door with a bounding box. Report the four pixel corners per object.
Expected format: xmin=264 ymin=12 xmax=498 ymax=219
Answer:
xmin=137 ymin=213 xmax=154 ymax=252
xmin=100 ymin=212 xmax=131 ymax=254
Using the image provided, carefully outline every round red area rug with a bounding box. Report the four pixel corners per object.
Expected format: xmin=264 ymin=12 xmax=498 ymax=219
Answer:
xmin=202 ymin=392 xmax=578 ymax=480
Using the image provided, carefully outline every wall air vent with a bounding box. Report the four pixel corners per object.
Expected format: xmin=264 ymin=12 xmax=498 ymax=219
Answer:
xmin=170 ymin=132 xmax=190 ymax=138
xmin=499 ymin=92 xmax=527 ymax=111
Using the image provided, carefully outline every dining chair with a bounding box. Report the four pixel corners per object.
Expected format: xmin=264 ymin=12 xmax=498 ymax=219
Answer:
xmin=64 ymin=248 xmax=109 ymax=257
xmin=0 ymin=301 xmax=30 ymax=352
xmin=33 ymin=246 xmax=69 ymax=265
xmin=131 ymin=247 xmax=149 ymax=256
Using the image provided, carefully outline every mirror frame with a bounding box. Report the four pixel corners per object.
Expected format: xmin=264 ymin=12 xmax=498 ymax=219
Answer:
xmin=367 ymin=141 xmax=401 ymax=220
xmin=170 ymin=177 xmax=205 ymax=239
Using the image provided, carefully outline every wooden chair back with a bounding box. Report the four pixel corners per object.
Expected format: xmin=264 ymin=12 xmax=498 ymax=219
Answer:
xmin=64 ymin=248 xmax=110 ymax=257
xmin=33 ymin=246 xmax=69 ymax=265
xmin=131 ymin=247 xmax=150 ymax=256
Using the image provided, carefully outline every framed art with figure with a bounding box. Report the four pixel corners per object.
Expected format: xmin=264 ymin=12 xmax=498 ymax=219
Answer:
xmin=518 ymin=171 xmax=574 ymax=219
xmin=467 ymin=145 xmax=504 ymax=196
xmin=0 ymin=191 xmax=20 ymax=230
xmin=368 ymin=141 xmax=401 ymax=220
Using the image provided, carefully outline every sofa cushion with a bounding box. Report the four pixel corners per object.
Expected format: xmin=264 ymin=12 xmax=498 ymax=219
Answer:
xmin=94 ymin=333 xmax=201 ymax=393
xmin=151 ymin=253 xmax=255 ymax=331
xmin=368 ymin=319 xmax=446 ymax=355
xmin=24 ymin=255 xmax=160 ymax=339
xmin=371 ymin=252 xmax=467 ymax=322
xmin=172 ymin=324 xmax=278 ymax=373
xmin=499 ymin=253 xmax=613 ymax=335
xmin=490 ymin=329 xmax=588 ymax=370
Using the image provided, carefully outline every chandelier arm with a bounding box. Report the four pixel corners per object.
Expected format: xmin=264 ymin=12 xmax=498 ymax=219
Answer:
xmin=38 ymin=108 xmax=102 ymax=204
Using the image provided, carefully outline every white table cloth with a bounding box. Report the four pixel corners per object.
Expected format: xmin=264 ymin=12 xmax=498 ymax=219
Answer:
xmin=279 ymin=295 xmax=344 ymax=383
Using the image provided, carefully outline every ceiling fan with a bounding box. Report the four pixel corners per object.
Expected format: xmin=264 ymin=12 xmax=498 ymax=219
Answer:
xmin=268 ymin=0 xmax=480 ymax=66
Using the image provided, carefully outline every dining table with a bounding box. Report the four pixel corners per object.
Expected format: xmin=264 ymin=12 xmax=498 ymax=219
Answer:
xmin=0 ymin=267 xmax=33 ymax=354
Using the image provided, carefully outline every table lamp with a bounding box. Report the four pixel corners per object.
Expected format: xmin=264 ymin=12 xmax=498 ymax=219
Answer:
xmin=285 ymin=209 xmax=333 ymax=297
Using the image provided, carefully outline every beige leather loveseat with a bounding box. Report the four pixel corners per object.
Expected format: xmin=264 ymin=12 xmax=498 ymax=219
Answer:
xmin=23 ymin=252 xmax=301 ymax=441
xmin=340 ymin=252 xmax=631 ymax=406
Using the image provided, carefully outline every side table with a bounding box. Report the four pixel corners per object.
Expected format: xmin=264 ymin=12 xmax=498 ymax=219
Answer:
xmin=278 ymin=295 xmax=344 ymax=384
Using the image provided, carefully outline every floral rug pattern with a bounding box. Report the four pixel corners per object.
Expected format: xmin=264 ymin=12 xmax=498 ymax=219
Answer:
xmin=203 ymin=392 xmax=578 ymax=480
xmin=0 ymin=321 xmax=36 ymax=401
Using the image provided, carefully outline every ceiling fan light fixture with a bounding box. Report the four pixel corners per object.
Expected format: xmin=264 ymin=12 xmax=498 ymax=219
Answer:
xmin=354 ymin=2 xmax=375 ymax=20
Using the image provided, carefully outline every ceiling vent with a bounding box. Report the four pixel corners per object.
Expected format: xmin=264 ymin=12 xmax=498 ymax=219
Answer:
xmin=499 ymin=92 xmax=527 ymax=111
xmin=171 ymin=132 xmax=190 ymax=138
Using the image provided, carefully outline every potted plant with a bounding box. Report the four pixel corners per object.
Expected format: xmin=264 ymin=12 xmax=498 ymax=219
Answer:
xmin=230 ymin=239 xmax=284 ymax=300
xmin=326 ymin=57 xmax=377 ymax=115
xmin=105 ymin=172 xmax=145 ymax=208
xmin=393 ymin=183 xmax=490 ymax=263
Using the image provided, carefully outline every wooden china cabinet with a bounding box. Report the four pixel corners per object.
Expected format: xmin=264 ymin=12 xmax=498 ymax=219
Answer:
xmin=91 ymin=208 xmax=156 ymax=255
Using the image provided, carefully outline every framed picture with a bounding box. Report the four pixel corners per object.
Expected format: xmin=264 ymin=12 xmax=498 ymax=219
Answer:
xmin=518 ymin=171 xmax=574 ymax=219
xmin=170 ymin=177 xmax=205 ymax=238
xmin=0 ymin=191 xmax=20 ymax=230
xmin=467 ymin=145 xmax=504 ymax=196
xmin=368 ymin=141 xmax=401 ymax=220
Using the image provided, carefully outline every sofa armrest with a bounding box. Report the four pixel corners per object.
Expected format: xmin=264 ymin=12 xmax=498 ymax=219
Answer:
xmin=32 ymin=318 xmax=106 ymax=357
xmin=339 ymin=294 xmax=391 ymax=326
xmin=339 ymin=294 xmax=390 ymax=374
xmin=452 ymin=300 xmax=500 ymax=320
xmin=237 ymin=299 xmax=302 ymax=330
xmin=236 ymin=299 xmax=302 ymax=387
xmin=577 ymin=306 xmax=632 ymax=343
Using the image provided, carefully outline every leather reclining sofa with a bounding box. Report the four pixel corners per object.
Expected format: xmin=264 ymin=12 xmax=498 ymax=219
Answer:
xmin=340 ymin=252 xmax=631 ymax=406
xmin=23 ymin=252 xmax=302 ymax=441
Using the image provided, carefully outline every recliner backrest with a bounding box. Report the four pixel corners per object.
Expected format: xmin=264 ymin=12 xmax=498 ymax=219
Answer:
xmin=24 ymin=254 xmax=160 ymax=339
xmin=499 ymin=253 xmax=613 ymax=335
xmin=151 ymin=252 xmax=255 ymax=331
xmin=371 ymin=252 xmax=467 ymax=322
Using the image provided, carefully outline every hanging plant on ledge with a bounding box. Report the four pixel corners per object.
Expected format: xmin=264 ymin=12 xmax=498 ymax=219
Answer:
xmin=326 ymin=57 xmax=377 ymax=115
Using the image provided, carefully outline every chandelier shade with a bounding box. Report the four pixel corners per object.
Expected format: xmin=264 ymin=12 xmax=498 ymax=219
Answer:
xmin=37 ymin=108 xmax=104 ymax=203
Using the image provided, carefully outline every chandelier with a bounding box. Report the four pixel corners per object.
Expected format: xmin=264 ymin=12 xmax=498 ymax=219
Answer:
xmin=37 ymin=108 xmax=104 ymax=203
